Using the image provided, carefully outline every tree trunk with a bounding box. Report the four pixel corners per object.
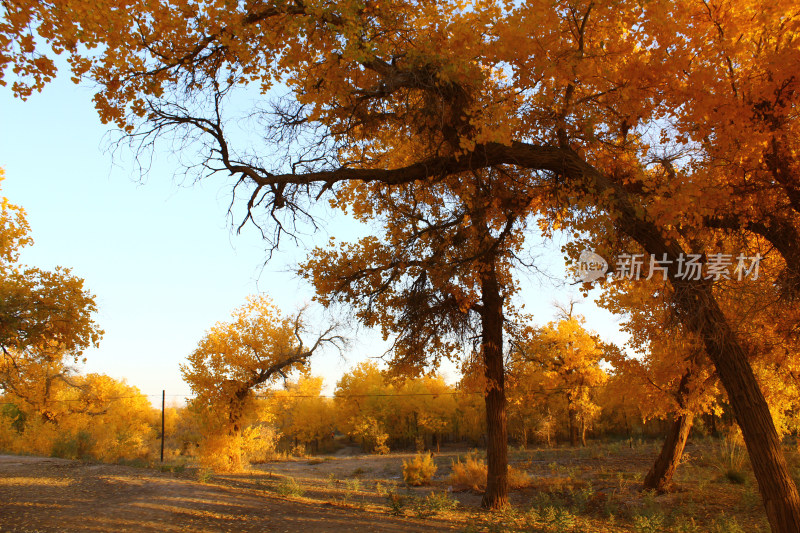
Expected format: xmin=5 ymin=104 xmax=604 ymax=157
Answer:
xmin=568 ymin=405 xmax=578 ymax=447
xmin=580 ymin=416 xmax=587 ymax=447
xmin=589 ymin=160 xmax=800 ymax=532
xmin=644 ymin=367 xmax=694 ymax=492
xmin=643 ymin=412 xmax=694 ymax=492
xmin=480 ymin=266 xmax=508 ymax=509
xmin=665 ymin=276 xmax=800 ymax=531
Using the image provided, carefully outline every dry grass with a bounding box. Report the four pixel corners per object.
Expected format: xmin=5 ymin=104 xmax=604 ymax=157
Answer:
xmin=448 ymin=453 xmax=532 ymax=491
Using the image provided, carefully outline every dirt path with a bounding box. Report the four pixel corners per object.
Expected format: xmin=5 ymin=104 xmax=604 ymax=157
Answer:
xmin=0 ymin=455 xmax=456 ymax=532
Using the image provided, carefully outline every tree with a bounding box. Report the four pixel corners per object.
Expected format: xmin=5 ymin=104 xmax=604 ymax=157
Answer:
xmin=597 ymin=229 xmax=800 ymax=493
xmin=270 ymin=374 xmax=335 ymax=453
xmin=181 ymin=295 xmax=342 ymax=470
xmin=303 ymin=166 xmax=536 ymax=507
xmin=509 ymin=315 xmax=608 ymax=447
xmin=597 ymin=270 xmax=721 ymax=493
xmin=1 ymin=373 xmax=156 ymax=461
xmin=0 ymin=168 xmax=103 ymax=420
xmin=5 ymin=1 xmax=800 ymax=527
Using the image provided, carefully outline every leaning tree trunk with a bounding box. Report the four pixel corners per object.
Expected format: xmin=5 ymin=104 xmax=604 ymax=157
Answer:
xmin=674 ymin=281 xmax=800 ymax=532
xmin=643 ymin=368 xmax=694 ymax=492
xmin=643 ymin=412 xmax=694 ymax=492
xmin=583 ymin=156 xmax=800 ymax=532
xmin=480 ymin=266 xmax=509 ymax=509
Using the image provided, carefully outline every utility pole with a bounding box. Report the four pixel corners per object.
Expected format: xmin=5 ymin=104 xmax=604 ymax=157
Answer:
xmin=160 ymin=390 xmax=165 ymax=463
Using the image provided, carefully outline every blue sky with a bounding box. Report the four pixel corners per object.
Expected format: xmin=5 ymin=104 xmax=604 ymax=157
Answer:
xmin=0 ymin=71 xmax=629 ymax=404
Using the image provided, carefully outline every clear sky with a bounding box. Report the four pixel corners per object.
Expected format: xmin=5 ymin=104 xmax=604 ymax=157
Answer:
xmin=0 ymin=69 xmax=629 ymax=405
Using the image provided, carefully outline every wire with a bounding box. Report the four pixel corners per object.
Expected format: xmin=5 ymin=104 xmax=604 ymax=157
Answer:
xmin=0 ymin=384 xmax=605 ymax=406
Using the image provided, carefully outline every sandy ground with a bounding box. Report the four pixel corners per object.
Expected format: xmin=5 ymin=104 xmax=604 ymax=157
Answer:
xmin=0 ymin=454 xmax=457 ymax=532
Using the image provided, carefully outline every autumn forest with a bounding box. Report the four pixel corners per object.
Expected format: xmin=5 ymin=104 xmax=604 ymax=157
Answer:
xmin=2 ymin=0 xmax=800 ymax=531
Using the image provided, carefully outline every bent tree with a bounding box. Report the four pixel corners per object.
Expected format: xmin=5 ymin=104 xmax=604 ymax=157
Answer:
xmin=597 ymin=229 xmax=800 ymax=493
xmin=182 ymin=295 xmax=342 ymax=470
xmin=600 ymin=278 xmax=720 ymax=492
xmin=3 ymin=0 xmax=800 ymax=528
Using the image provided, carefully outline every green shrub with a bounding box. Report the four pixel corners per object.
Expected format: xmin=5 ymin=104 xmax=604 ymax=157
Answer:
xmin=633 ymin=512 xmax=664 ymax=533
xmin=541 ymin=506 xmax=576 ymax=533
xmin=386 ymin=491 xmax=407 ymax=516
xmin=275 ymin=477 xmax=305 ymax=497
xmin=711 ymin=515 xmax=744 ymax=533
xmin=413 ymin=491 xmax=458 ymax=516
xmin=51 ymin=431 xmax=94 ymax=460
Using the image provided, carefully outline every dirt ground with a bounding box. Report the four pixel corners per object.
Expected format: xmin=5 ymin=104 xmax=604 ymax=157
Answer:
xmin=0 ymin=454 xmax=456 ymax=532
xmin=0 ymin=440 xmax=777 ymax=532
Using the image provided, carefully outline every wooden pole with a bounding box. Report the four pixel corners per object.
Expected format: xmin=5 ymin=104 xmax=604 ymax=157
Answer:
xmin=160 ymin=390 xmax=165 ymax=463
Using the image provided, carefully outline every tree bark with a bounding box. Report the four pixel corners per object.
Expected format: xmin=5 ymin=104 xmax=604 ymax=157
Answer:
xmin=480 ymin=266 xmax=508 ymax=509
xmin=569 ymin=151 xmax=800 ymax=532
xmin=568 ymin=407 xmax=578 ymax=447
xmin=643 ymin=412 xmax=694 ymax=492
xmin=580 ymin=416 xmax=587 ymax=447
xmin=643 ymin=368 xmax=694 ymax=492
xmin=672 ymin=282 xmax=800 ymax=532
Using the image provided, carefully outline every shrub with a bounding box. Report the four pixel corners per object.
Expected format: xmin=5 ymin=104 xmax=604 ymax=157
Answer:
xmin=421 ymin=491 xmax=459 ymax=514
xmin=508 ymin=465 xmax=532 ymax=489
xmin=449 ymin=453 xmax=531 ymax=491
xmin=633 ymin=512 xmax=664 ymax=533
xmin=51 ymin=431 xmax=95 ymax=460
xmin=449 ymin=453 xmax=486 ymax=491
xmin=386 ymin=491 xmax=407 ymax=516
xmin=403 ymin=452 xmax=437 ymax=486
xmin=541 ymin=506 xmax=576 ymax=533
xmin=711 ymin=515 xmax=745 ymax=533
xmin=275 ymin=477 xmax=305 ymax=497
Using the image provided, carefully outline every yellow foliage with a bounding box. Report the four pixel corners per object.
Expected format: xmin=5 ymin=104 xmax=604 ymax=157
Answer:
xmin=403 ymin=452 xmax=437 ymax=486
xmin=449 ymin=453 xmax=486 ymax=491
xmin=196 ymin=433 xmax=245 ymax=473
xmin=270 ymin=375 xmax=334 ymax=449
xmin=352 ymin=416 xmax=390 ymax=455
xmin=241 ymin=425 xmax=278 ymax=464
xmin=449 ymin=452 xmax=531 ymax=491
xmin=0 ymin=374 xmax=155 ymax=463
xmin=182 ymin=296 xmax=327 ymax=470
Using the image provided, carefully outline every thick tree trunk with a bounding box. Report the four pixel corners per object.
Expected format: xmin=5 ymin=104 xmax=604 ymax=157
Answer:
xmin=480 ymin=266 xmax=509 ymax=509
xmin=676 ymin=283 xmax=800 ymax=532
xmin=577 ymin=155 xmax=800 ymax=532
xmin=643 ymin=412 xmax=694 ymax=492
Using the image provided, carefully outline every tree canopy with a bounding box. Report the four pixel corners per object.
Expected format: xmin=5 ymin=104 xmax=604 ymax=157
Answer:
xmin=0 ymin=169 xmax=103 ymax=420
xmin=3 ymin=0 xmax=800 ymax=528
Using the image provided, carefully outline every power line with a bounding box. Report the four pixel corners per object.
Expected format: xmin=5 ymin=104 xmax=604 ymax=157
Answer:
xmin=0 ymin=383 xmax=605 ymax=406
